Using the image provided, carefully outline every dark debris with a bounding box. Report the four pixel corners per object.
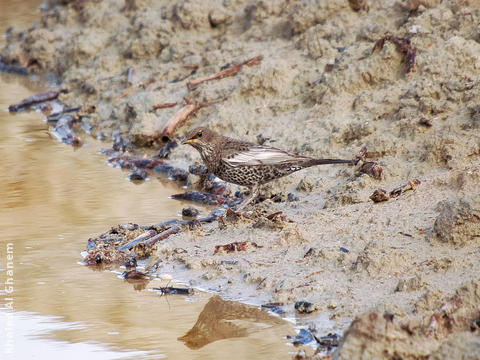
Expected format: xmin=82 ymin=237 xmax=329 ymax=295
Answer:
xmin=370 ymin=34 xmax=417 ymax=74
xmin=295 ymin=301 xmax=318 ymax=314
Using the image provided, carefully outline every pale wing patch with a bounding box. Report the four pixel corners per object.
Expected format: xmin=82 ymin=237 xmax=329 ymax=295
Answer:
xmin=225 ymin=146 xmax=305 ymax=166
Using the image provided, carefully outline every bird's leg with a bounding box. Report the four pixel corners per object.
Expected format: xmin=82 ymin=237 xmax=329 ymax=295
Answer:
xmin=236 ymin=185 xmax=259 ymax=211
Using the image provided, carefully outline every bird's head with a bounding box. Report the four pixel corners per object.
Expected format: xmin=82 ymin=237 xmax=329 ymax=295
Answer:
xmin=182 ymin=127 xmax=217 ymax=152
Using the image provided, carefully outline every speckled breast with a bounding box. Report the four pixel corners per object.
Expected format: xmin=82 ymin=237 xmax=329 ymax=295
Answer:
xmin=215 ymin=161 xmax=304 ymax=186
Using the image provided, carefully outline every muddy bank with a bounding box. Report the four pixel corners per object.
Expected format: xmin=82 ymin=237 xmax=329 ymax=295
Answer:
xmin=2 ymin=0 xmax=480 ymax=358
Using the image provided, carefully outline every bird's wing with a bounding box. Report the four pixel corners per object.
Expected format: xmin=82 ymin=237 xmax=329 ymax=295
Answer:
xmin=223 ymin=146 xmax=307 ymax=166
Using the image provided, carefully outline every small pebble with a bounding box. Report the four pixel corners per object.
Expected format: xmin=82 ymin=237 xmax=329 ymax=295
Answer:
xmin=188 ymin=163 xmax=208 ymax=175
xmin=295 ymin=300 xmax=318 ymax=314
xmin=287 ymin=328 xmax=314 ymax=346
xmin=327 ymin=300 xmax=337 ymax=309
xmin=182 ymin=206 xmax=199 ymax=218
xmin=316 ymin=333 xmax=340 ymax=348
xmin=124 ymin=256 xmax=137 ymax=269
xmin=128 ymin=169 xmax=147 ymax=181
xmin=288 ymin=193 xmax=299 ymax=202
xmin=470 ymin=318 xmax=480 ymax=332
xmin=168 ymin=168 xmax=188 ymax=182
xmin=153 ymin=164 xmax=173 ymax=174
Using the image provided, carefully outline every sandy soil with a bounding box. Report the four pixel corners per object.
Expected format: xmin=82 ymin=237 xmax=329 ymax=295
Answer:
xmin=2 ymin=0 xmax=480 ymax=358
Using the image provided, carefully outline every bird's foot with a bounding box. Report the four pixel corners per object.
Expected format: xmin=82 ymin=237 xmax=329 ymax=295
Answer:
xmin=235 ymin=186 xmax=259 ymax=212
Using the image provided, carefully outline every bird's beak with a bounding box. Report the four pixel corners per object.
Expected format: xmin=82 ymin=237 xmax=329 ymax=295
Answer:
xmin=182 ymin=138 xmax=194 ymax=145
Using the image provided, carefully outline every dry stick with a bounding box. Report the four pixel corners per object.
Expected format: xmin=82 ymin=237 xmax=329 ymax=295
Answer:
xmin=160 ymin=100 xmax=199 ymax=141
xmin=187 ymin=55 xmax=263 ymax=89
xmin=152 ymin=208 xmax=224 ymax=229
xmin=151 ymin=208 xmax=224 ymax=233
xmin=8 ymin=91 xmax=59 ymax=112
xmin=143 ymin=226 xmax=181 ymax=248
xmin=152 ymin=287 xmax=193 ymax=295
xmin=47 ymin=107 xmax=82 ymax=122
xmin=153 ymin=102 xmax=177 ymax=110
xmin=370 ymin=179 xmax=421 ymax=203
xmin=117 ymin=230 xmax=157 ymax=251
xmin=143 ymin=210 xmax=224 ymax=248
xmin=160 ymin=98 xmax=224 ymax=140
xmin=184 ymin=64 xmax=198 ymax=71
xmin=118 ymin=208 xmax=224 ymax=251
xmin=170 ymin=65 xmax=199 ymax=83
xmin=0 ymin=61 xmax=29 ymax=75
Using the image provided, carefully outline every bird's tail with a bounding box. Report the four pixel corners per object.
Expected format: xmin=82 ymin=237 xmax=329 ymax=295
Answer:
xmin=309 ymin=158 xmax=358 ymax=166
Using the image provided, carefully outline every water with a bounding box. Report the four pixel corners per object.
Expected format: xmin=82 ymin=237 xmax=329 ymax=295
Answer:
xmin=0 ymin=2 xmax=294 ymax=358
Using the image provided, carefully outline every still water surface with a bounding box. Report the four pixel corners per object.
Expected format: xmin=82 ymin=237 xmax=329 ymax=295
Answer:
xmin=0 ymin=2 xmax=294 ymax=358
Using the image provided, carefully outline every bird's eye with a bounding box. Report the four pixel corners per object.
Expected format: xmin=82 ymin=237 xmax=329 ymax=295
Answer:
xmin=197 ymin=131 xmax=203 ymax=138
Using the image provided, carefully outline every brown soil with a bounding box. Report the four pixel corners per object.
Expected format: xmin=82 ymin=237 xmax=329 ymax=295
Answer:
xmin=2 ymin=0 xmax=480 ymax=358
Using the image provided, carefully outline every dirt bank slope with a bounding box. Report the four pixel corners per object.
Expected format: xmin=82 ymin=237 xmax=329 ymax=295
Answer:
xmin=2 ymin=0 xmax=480 ymax=358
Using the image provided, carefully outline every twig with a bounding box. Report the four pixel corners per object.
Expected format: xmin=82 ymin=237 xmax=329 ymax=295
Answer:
xmin=85 ymin=209 xmax=225 ymax=266
xmin=128 ymin=210 xmax=223 ymax=249
xmin=143 ymin=226 xmax=181 ymax=248
xmin=8 ymin=91 xmax=59 ymax=112
xmin=160 ymin=98 xmax=223 ymax=141
xmin=160 ymin=99 xmax=198 ymax=141
xmin=187 ymin=55 xmax=263 ymax=89
xmin=153 ymin=102 xmax=177 ymax=110
xmin=0 ymin=61 xmax=29 ymax=75
xmin=151 ymin=208 xmax=224 ymax=229
xmin=153 ymin=287 xmax=194 ymax=295
xmin=306 ymin=270 xmax=325 ymax=278
xmin=46 ymin=107 xmax=82 ymax=122
xmin=170 ymin=65 xmax=198 ymax=83
xmin=117 ymin=230 xmax=158 ymax=251
xmin=370 ymin=179 xmax=421 ymax=202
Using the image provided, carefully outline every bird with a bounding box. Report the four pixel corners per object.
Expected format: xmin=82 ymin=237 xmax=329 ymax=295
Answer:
xmin=183 ymin=127 xmax=357 ymax=210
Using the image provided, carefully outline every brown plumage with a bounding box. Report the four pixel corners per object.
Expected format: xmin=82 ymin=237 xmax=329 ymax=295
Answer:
xmin=183 ymin=127 xmax=356 ymax=210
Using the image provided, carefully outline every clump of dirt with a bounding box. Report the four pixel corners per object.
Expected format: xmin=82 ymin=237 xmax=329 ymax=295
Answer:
xmin=3 ymin=0 xmax=480 ymax=358
xmin=335 ymin=278 xmax=480 ymax=360
xmin=433 ymin=195 xmax=480 ymax=247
